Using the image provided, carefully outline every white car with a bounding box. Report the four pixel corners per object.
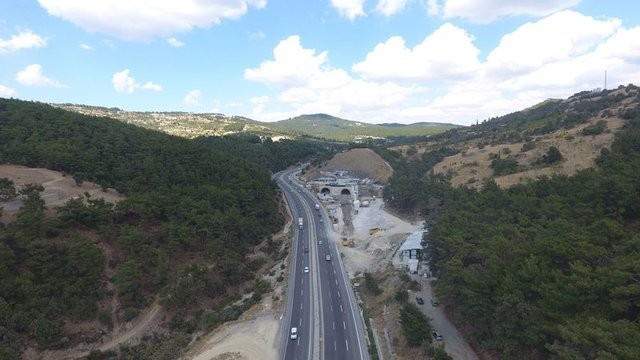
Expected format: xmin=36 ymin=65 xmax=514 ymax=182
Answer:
xmin=290 ymin=327 xmax=298 ymax=340
xmin=304 ymin=266 xmax=309 ymax=273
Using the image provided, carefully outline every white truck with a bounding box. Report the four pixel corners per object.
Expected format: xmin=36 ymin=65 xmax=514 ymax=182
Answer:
xmin=298 ymin=217 xmax=304 ymax=230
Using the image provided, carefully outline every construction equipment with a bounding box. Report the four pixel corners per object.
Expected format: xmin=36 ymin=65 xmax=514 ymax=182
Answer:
xmin=368 ymin=227 xmax=380 ymax=235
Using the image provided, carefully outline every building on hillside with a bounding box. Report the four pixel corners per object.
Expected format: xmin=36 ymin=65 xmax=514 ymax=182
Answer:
xmin=398 ymin=230 xmax=425 ymax=273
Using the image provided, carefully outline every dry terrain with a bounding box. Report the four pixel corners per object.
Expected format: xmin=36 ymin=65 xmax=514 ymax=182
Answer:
xmin=304 ymin=148 xmax=393 ymax=183
xmin=432 ymin=116 xmax=625 ymax=188
xmin=0 ymin=164 xmax=124 ymax=222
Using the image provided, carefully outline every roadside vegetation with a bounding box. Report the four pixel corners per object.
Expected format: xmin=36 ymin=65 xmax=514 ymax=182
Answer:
xmin=380 ymin=86 xmax=640 ymax=359
xmin=0 ymin=98 xmax=330 ymax=358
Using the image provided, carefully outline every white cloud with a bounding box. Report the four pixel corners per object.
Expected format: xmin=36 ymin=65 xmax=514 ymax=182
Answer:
xmin=112 ymin=69 xmax=162 ymax=93
xmin=330 ymin=0 xmax=366 ymax=20
xmin=37 ymin=0 xmax=267 ymax=41
xmin=183 ymin=89 xmax=202 ymax=106
xmin=16 ymin=64 xmax=64 ymax=87
xmin=167 ymin=37 xmax=184 ymax=47
xmin=487 ymin=11 xmax=620 ymax=75
xmin=439 ymin=0 xmax=581 ymax=23
xmin=80 ymin=43 xmax=93 ymax=50
xmin=375 ymin=0 xmax=408 ymax=16
xmin=0 ymin=30 xmax=46 ymax=54
xmin=245 ymin=35 xmax=330 ymax=87
xmin=112 ymin=69 xmax=136 ymax=93
xmin=141 ymin=81 xmax=162 ymax=91
xmin=352 ymin=23 xmax=480 ymax=82
xmin=0 ymin=84 xmax=16 ymax=97
xmin=245 ymin=10 xmax=640 ymax=125
xmin=426 ymin=0 xmax=439 ymax=16
xmin=245 ymin=35 xmax=416 ymax=121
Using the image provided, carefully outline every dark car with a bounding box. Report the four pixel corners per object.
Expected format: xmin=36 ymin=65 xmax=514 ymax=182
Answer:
xmin=432 ymin=331 xmax=443 ymax=341
xmin=415 ymin=296 xmax=424 ymax=305
xmin=304 ymin=247 xmax=309 ymax=253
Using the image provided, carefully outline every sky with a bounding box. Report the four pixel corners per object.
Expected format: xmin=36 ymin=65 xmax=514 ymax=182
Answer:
xmin=1 ymin=0 xmax=639 ymax=125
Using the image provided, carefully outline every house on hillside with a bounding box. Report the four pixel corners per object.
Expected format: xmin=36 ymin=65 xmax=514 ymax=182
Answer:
xmin=398 ymin=230 xmax=425 ymax=273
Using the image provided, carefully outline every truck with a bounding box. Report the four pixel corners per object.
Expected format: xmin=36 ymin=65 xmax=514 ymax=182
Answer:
xmin=298 ymin=217 xmax=303 ymax=230
xmin=315 ymin=203 xmax=320 ymax=211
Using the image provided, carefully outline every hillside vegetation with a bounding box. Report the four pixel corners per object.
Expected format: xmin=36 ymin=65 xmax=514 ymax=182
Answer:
xmin=55 ymin=104 xmax=458 ymax=142
xmin=0 ymin=98 xmax=328 ymax=358
xmin=272 ymin=113 xmax=458 ymax=142
xmin=381 ymin=85 xmax=640 ymax=359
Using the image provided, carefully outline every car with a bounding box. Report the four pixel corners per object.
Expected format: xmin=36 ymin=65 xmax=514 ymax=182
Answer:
xmin=290 ymin=327 xmax=298 ymax=340
xmin=325 ymin=254 xmax=331 ymax=261
xmin=304 ymin=266 xmax=309 ymax=273
xmin=430 ymin=298 xmax=439 ymax=306
xmin=319 ymin=218 xmax=323 ymax=223
xmin=318 ymin=240 xmax=323 ymax=245
xmin=416 ymin=296 xmax=424 ymax=305
xmin=432 ymin=331 xmax=443 ymax=341
xmin=304 ymin=247 xmax=309 ymax=253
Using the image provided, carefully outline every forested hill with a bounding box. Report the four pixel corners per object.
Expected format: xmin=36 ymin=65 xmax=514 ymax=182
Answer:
xmin=272 ymin=113 xmax=459 ymax=141
xmin=0 ymin=98 xmax=292 ymax=357
xmin=379 ymin=86 xmax=640 ymax=359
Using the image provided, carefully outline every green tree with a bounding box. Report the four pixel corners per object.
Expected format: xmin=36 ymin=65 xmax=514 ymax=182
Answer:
xmin=0 ymin=178 xmax=17 ymax=201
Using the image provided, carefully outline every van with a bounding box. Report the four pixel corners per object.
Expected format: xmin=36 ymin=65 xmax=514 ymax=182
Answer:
xmin=325 ymin=254 xmax=331 ymax=261
xmin=290 ymin=327 xmax=298 ymax=340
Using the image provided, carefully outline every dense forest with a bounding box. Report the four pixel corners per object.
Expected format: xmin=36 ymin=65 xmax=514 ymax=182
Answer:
xmin=195 ymin=133 xmax=339 ymax=172
xmin=381 ymin=89 xmax=640 ymax=359
xmin=0 ymin=98 xmax=328 ymax=358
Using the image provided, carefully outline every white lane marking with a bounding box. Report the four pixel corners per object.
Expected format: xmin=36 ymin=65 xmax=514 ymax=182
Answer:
xmin=340 ymin=304 xmax=344 ymax=312
xmin=343 ymin=321 xmax=346 ymax=330
xmin=333 ymin=321 xmax=335 ymax=330
xmin=346 ymin=340 xmax=349 ymax=351
xmin=330 ymin=305 xmax=333 ymax=312
xmin=335 ymin=279 xmax=338 ymax=286
xmin=300 ymin=303 xmax=303 ymax=310
xmin=333 ymin=269 xmax=336 ymax=275
xmin=334 ymin=341 xmax=337 ymax=351
xmin=337 ymin=291 xmax=341 ymax=298
xmin=301 ymin=289 xmax=303 ymax=296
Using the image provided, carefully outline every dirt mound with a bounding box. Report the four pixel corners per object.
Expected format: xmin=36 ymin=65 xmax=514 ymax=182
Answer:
xmin=306 ymin=148 xmax=393 ymax=183
xmin=0 ymin=164 xmax=125 ymax=222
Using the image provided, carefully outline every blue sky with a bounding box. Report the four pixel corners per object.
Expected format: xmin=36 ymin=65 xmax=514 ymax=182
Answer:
xmin=1 ymin=0 xmax=639 ymax=125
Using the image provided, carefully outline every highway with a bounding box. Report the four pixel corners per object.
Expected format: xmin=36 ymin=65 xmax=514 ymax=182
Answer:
xmin=276 ymin=169 xmax=369 ymax=360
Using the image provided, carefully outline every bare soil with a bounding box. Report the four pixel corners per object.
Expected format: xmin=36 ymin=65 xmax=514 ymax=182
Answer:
xmin=432 ymin=116 xmax=626 ymax=188
xmin=0 ymin=164 xmax=125 ymax=222
xmin=304 ymin=148 xmax=393 ymax=183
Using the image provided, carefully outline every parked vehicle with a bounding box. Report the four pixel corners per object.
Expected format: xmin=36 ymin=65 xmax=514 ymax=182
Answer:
xmin=430 ymin=298 xmax=439 ymax=306
xmin=432 ymin=331 xmax=443 ymax=341
xmin=416 ymin=296 xmax=424 ymax=305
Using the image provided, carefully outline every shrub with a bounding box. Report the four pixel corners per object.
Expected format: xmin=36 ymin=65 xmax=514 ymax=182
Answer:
xmin=581 ymin=120 xmax=607 ymax=136
xmin=490 ymin=158 xmax=519 ymax=176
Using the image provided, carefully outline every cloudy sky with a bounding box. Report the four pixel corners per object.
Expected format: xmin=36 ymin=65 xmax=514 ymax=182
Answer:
xmin=1 ymin=0 xmax=639 ymax=125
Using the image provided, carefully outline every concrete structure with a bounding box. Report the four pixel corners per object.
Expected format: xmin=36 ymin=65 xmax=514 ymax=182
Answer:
xmin=398 ymin=230 xmax=424 ymax=262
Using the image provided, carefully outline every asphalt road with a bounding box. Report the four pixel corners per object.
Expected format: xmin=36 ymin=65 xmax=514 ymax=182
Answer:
xmin=276 ymin=169 xmax=369 ymax=360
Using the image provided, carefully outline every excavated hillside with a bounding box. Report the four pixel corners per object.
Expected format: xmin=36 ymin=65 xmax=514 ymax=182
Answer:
xmin=304 ymin=148 xmax=393 ymax=183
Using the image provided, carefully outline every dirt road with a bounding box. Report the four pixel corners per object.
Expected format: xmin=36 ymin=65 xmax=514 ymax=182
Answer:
xmin=411 ymin=276 xmax=479 ymax=360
